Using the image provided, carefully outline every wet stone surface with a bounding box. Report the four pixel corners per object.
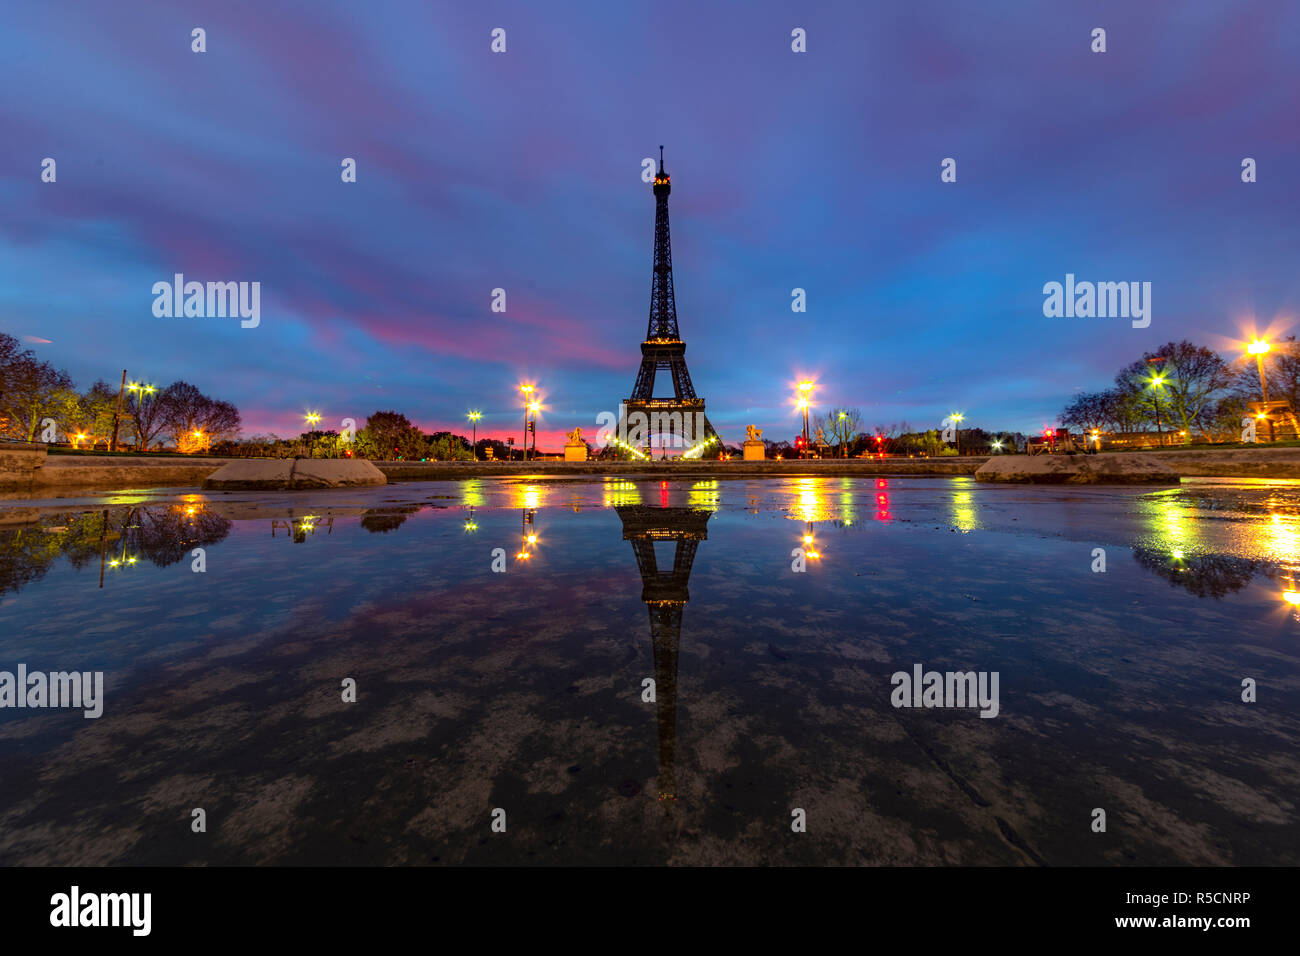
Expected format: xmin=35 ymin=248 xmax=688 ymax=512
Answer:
xmin=0 ymin=476 xmax=1296 ymax=865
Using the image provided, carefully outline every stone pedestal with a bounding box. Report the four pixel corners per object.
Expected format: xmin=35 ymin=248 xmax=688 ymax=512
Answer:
xmin=742 ymin=440 xmax=765 ymax=461
xmin=564 ymin=442 xmax=588 ymax=462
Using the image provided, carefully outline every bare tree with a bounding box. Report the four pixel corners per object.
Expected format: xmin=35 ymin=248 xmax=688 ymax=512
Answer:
xmin=159 ymin=381 xmax=242 ymax=452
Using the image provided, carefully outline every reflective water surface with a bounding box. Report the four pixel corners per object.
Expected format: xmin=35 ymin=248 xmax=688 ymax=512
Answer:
xmin=0 ymin=476 xmax=1297 ymax=865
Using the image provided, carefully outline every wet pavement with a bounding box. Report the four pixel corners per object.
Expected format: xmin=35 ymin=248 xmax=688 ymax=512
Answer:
xmin=0 ymin=476 xmax=1296 ymax=865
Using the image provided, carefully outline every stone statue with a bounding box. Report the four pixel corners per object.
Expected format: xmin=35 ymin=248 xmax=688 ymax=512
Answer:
xmin=745 ymin=425 xmax=763 ymax=441
xmin=565 ymin=427 xmax=583 ymax=444
xmin=814 ymin=426 xmax=826 ymax=444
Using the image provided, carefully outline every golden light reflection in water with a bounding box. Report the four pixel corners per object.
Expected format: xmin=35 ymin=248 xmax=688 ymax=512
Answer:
xmin=1265 ymin=510 xmax=1300 ymax=617
xmin=951 ymin=488 xmax=978 ymax=532
xmin=688 ymin=480 xmax=719 ymax=509
xmin=507 ymin=483 xmax=544 ymax=511
xmin=461 ymin=480 xmax=485 ymax=508
xmin=1135 ymin=492 xmax=1202 ymax=558
xmin=791 ymin=478 xmax=836 ymax=523
xmin=173 ymin=493 xmax=208 ymax=520
xmin=603 ymin=479 xmax=641 ymax=508
xmin=1136 ymin=489 xmax=1300 ymax=616
xmin=517 ymin=508 xmax=538 ymax=560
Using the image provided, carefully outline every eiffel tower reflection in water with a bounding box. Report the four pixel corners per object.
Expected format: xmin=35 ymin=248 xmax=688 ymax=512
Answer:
xmin=615 ymin=504 xmax=713 ymax=806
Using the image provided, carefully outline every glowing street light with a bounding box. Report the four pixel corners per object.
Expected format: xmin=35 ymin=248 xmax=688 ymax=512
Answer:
xmin=467 ymin=410 xmax=482 ymax=459
xmin=1148 ymin=374 xmax=1166 ymax=446
xmin=796 ymin=381 xmax=815 ymax=456
xmin=124 ymin=382 xmax=157 ymax=451
xmin=1246 ymin=339 xmax=1274 ymax=441
xmin=519 ymin=385 xmax=534 ymax=461
xmin=302 ymin=411 xmax=322 ymax=457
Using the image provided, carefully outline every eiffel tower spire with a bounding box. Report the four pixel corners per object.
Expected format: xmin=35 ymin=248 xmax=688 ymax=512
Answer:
xmin=647 ymin=145 xmax=679 ymax=342
xmin=623 ymin=148 xmax=719 ymax=456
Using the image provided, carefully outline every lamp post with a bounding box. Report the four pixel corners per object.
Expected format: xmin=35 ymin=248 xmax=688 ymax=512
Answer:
xmin=1148 ymin=375 xmax=1166 ymax=446
xmin=519 ymin=385 xmax=534 ymax=461
xmin=951 ymin=411 xmax=964 ymax=455
xmin=797 ymin=381 xmax=814 ymax=457
xmin=1247 ymin=339 xmax=1274 ymax=441
xmin=125 ymin=381 xmax=157 ymax=451
xmin=467 ymin=410 xmax=482 ymax=460
xmin=304 ymin=411 xmax=321 ymax=457
xmin=528 ymin=401 xmax=540 ymax=460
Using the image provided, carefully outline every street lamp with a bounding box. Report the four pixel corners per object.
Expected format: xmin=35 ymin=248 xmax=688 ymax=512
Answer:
xmin=126 ymin=382 xmax=157 ymax=450
xmin=1147 ymin=375 xmax=1166 ymax=446
xmin=304 ymin=411 xmax=321 ymax=457
xmin=467 ymin=410 xmax=482 ymax=460
xmin=528 ymin=402 xmax=540 ymax=460
xmin=1247 ymin=339 xmax=1274 ymax=441
xmin=951 ymin=411 xmax=964 ymax=455
xmin=519 ymin=385 xmax=534 ymax=461
xmin=797 ymin=381 xmax=814 ymax=457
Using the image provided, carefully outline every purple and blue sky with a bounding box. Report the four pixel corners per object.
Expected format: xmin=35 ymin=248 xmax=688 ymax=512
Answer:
xmin=2 ymin=0 xmax=1298 ymax=445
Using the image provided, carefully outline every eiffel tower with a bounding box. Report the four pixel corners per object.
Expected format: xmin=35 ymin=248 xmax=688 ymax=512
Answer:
xmin=622 ymin=148 xmax=719 ymax=457
xmin=616 ymin=504 xmax=712 ymax=805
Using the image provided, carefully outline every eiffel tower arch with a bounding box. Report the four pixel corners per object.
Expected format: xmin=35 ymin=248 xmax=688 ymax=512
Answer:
xmin=616 ymin=504 xmax=713 ymax=804
xmin=621 ymin=148 xmax=720 ymax=458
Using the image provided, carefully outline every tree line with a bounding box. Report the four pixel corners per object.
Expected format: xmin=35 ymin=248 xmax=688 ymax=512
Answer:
xmin=1 ymin=332 xmax=241 ymax=450
xmin=1059 ymin=338 xmax=1296 ymax=441
xmin=221 ymin=411 xmax=482 ymax=461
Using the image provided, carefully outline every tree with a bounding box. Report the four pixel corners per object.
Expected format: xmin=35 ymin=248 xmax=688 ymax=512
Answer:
xmin=1115 ymin=341 xmax=1231 ymax=441
xmin=158 ymin=381 xmax=242 ymax=452
xmin=1060 ymin=392 xmax=1110 ymax=432
xmin=61 ymin=380 xmax=119 ymax=447
xmin=128 ymin=388 xmax=169 ymax=451
xmin=428 ymin=434 xmax=472 ymax=460
xmin=363 ymin=411 xmax=424 ymax=460
xmin=818 ymin=407 xmax=862 ymax=457
xmin=0 ymin=333 xmax=74 ymax=441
